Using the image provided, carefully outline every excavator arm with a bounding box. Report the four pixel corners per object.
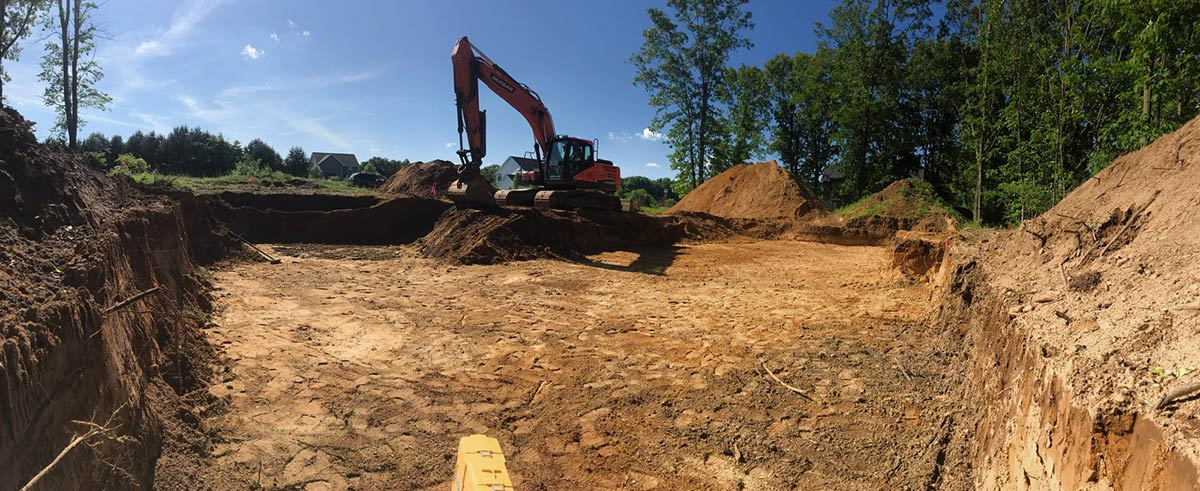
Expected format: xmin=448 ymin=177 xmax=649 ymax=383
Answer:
xmin=452 ymin=36 xmax=556 ymax=177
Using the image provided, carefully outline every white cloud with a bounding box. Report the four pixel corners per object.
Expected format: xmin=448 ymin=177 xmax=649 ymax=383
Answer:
xmin=302 ymin=30 xmax=311 ymax=38
xmin=445 ymin=142 xmax=455 ymax=148
xmin=218 ymin=68 xmax=381 ymax=99
xmin=288 ymin=19 xmax=297 ymax=28
xmin=369 ymin=146 xmax=382 ymax=153
xmin=290 ymin=118 xmax=350 ymax=150
xmin=241 ymin=44 xmax=264 ymax=60
xmin=270 ymin=32 xmax=280 ymax=43
xmin=134 ymin=0 xmax=226 ymax=58
xmin=607 ymin=131 xmax=633 ymax=142
xmin=136 ymin=112 xmax=169 ymax=133
xmin=640 ymin=127 xmax=663 ymax=141
xmin=645 ymin=162 xmax=660 ymax=168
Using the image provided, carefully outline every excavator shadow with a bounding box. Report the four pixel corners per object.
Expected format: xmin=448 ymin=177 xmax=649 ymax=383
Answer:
xmin=571 ymin=245 xmax=683 ymax=276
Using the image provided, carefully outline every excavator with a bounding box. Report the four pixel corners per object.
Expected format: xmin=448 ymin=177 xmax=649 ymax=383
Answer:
xmin=446 ymin=36 xmax=622 ymax=211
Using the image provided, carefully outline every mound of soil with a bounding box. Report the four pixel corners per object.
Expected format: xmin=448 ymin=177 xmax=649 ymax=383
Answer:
xmin=839 ymin=179 xmax=958 ymax=233
xmin=0 ymin=107 xmax=232 ymax=489
xmin=381 ymin=159 xmax=470 ymax=197
xmin=668 ymin=161 xmax=823 ymax=219
xmin=934 ymin=114 xmax=1200 ymax=489
xmin=420 ymin=208 xmax=737 ymax=265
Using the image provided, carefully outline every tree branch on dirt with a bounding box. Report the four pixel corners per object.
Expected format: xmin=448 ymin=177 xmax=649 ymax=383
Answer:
xmin=760 ymin=360 xmax=812 ymax=400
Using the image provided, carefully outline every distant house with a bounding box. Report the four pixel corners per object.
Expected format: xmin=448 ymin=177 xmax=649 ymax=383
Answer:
xmin=820 ymin=165 xmax=846 ymax=209
xmin=311 ymin=152 xmax=361 ymax=179
xmin=495 ymin=156 xmax=540 ymax=189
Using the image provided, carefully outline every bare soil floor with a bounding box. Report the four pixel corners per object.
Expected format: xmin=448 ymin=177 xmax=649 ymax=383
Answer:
xmin=199 ymin=240 xmax=959 ymax=490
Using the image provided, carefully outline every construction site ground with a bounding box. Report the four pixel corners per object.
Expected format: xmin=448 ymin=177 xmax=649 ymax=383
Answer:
xmin=197 ymin=239 xmax=958 ymax=490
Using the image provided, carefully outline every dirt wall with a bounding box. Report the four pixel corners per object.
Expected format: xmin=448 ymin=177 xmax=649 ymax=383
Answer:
xmin=210 ymin=195 xmax=449 ymax=245
xmin=933 ymin=248 xmax=1199 ymax=490
xmin=0 ymin=108 xmax=229 ymax=490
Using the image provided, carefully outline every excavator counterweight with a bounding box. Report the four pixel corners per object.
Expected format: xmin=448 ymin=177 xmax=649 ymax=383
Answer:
xmin=447 ymin=36 xmax=621 ymax=210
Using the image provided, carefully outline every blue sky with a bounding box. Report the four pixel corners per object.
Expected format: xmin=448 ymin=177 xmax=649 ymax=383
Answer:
xmin=4 ymin=0 xmax=836 ymax=179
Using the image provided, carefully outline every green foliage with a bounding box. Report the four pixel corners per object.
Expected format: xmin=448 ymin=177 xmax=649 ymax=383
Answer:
xmin=712 ymin=64 xmax=770 ymax=172
xmin=82 ymin=151 xmax=105 ymax=169
xmin=835 ymin=179 xmax=960 ymax=222
xmin=628 ymin=0 xmax=1200 ymax=226
xmin=111 ymin=153 xmax=149 ymax=174
xmin=630 ymin=0 xmax=754 ymax=188
xmin=0 ymin=0 xmax=45 ymax=101
xmin=244 ymin=138 xmax=283 ymax=172
xmin=480 ymin=164 xmax=500 ymax=184
xmin=283 ymin=146 xmax=309 ymax=177
xmin=361 ymin=156 xmax=409 ymax=178
xmin=624 ymin=188 xmax=656 ymax=208
xmin=38 ymin=0 xmax=109 ymax=147
xmin=617 ymin=175 xmax=677 ymax=203
xmin=764 ymin=51 xmax=837 ymax=188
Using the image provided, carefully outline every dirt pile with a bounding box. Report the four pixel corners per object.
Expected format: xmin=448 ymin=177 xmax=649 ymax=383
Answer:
xmin=419 ymin=207 xmax=736 ymax=265
xmin=931 ymin=115 xmax=1200 ymax=489
xmin=0 ymin=107 xmax=232 ymax=489
xmin=839 ymin=178 xmax=959 ymax=233
xmin=668 ymin=161 xmax=823 ymax=219
xmin=381 ymin=159 xmax=469 ymax=197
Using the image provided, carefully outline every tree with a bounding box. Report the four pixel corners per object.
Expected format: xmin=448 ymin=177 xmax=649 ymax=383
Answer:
xmin=765 ymin=51 xmax=837 ymax=188
xmin=818 ymin=0 xmax=929 ymax=201
xmin=38 ymin=0 xmax=108 ymax=149
xmin=630 ymin=0 xmax=753 ymax=189
xmin=712 ymin=64 xmax=770 ymax=173
xmin=78 ymin=130 xmax=105 ymax=152
xmin=0 ymin=0 xmax=45 ymax=102
xmin=480 ymin=163 xmax=500 ymax=184
xmin=283 ymin=146 xmax=309 ymax=177
xmin=244 ymin=138 xmax=282 ymax=172
xmin=360 ymin=156 xmax=408 ymax=178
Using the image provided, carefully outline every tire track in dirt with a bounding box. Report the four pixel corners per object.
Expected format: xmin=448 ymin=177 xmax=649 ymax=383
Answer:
xmin=197 ymin=241 xmax=958 ymax=490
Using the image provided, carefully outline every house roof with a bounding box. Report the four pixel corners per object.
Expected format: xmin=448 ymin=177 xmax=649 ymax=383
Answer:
xmin=503 ymin=156 xmax=540 ymax=171
xmin=311 ymin=152 xmax=360 ymax=168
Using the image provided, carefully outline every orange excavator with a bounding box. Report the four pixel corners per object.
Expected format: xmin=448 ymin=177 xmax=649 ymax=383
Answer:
xmin=446 ymin=36 xmax=622 ymax=210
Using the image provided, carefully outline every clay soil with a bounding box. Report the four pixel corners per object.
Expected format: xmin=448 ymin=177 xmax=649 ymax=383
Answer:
xmin=668 ymin=161 xmax=823 ymax=220
xmin=192 ymin=240 xmax=961 ymax=490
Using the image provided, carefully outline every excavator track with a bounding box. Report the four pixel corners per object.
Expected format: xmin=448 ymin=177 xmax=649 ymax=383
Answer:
xmin=493 ymin=188 xmax=539 ymax=207
xmin=533 ymin=189 xmax=622 ymax=211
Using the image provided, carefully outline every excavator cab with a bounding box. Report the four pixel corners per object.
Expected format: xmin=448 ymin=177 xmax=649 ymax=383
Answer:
xmin=543 ymin=137 xmax=594 ymax=186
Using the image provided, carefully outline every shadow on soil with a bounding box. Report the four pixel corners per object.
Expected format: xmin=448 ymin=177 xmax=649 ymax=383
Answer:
xmin=570 ymin=245 xmax=684 ymax=275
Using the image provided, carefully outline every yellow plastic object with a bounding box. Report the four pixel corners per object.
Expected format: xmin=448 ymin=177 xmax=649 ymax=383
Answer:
xmin=451 ymin=434 xmax=515 ymax=491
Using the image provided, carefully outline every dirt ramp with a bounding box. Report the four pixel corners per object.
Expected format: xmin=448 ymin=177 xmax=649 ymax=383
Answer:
xmin=668 ymin=161 xmax=823 ymax=219
xmin=381 ymin=159 xmax=465 ymax=197
xmin=420 ymin=208 xmax=734 ymax=264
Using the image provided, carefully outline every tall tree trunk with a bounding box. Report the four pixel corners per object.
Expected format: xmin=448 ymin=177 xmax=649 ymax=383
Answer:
xmin=974 ymin=138 xmax=982 ymax=222
xmin=697 ymin=82 xmax=710 ymax=185
xmin=70 ymin=0 xmax=80 ymax=149
xmin=56 ymin=0 xmax=70 ymax=148
xmin=0 ymin=0 xmax=7 ymax=103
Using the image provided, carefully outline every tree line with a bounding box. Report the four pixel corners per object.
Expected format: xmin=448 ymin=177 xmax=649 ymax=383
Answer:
xmin=77 ymin=128 xmax=414 ymax=179
xmin=632 ymin=0 xmax=1200 ymax=225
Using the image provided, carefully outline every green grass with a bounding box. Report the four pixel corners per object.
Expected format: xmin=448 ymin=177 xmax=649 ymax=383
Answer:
xmin=835 ymin=179 xmax=960 ymax=222
xmin=116 ymin=170 xmax=374 ymax=195
xmin=638 ymin=205 xmax=672 ymax=214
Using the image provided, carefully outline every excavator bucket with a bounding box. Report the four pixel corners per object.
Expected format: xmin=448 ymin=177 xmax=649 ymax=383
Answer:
xmin=444 ymin=176 xmax=497 ymax=208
